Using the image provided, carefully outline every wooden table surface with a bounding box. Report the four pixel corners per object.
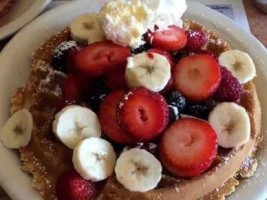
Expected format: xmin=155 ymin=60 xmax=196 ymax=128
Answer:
xmin=0 ymin=0 xmax=266 ymax=199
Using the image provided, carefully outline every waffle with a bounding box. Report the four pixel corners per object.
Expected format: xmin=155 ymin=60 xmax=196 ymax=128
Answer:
xmin=0 ymin=0 xmax=15 ymax=18
xmin=10 ymin=21 xmax=262 ymax=200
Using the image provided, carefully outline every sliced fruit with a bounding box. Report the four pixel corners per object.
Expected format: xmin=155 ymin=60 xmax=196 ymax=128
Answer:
xmin=56 ymin=168 xmax=97 ymax=200
xmin=148 ymin=48 xmax=175 ymax=68
xmin=70 ymin=13 xmax=104 ymax=43
xmin=88 ymin=86 xmax=110 ymax=112
xmin=53 ymin=105 xmax=101 ymax=149
xmin=66 ymin=47 xmax=81 ymax=74
xmin=213 ymin=66 xmax=243 ymax=102
xmin=75 ymin=41 xmax=131 ymax=79
xmin=184 ymin=30 xmax=208 ymax=52
xmin=173 ymin=54 xmax=221 ymax=101
xmin=118 ymin=88 xmax=169 ymax=142
xmin=73 ymin=137 xmax=116 ymax=182
xmin=98 ymin=90 xmax=135 ymax=144
xmin=160 ymin=118 xmax=218 ymax=178
xmin=103 ymin=66 xmax=127 ymax=90
xmin=218 ymin=50 xmax=256 ymax=84
xmin=115 ymin=148 xmax=162 ymax=192
xmin=0 ymin=109 xmax=33 ymax=149
xmin=125 ymin=52 xmax=171 ymax=92
xmin=145 ymin=25 xmax=187 ymax=51
xmin=208 ymin=102 xmax=250 ymax=148
xmin=62 ymin=74 xmax=83 ymax=102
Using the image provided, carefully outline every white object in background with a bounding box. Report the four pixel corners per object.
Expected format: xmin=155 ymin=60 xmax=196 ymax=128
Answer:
xmin=188 ymin=0 xmax=250 ymax=33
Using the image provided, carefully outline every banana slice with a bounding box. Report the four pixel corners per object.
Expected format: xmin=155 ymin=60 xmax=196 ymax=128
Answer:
xmin=70 ymin=13 xmax=105 ymax=43
xmin=115 ymin=148 xmax=162 ymax=192
xmin=0 ymin=109 xmax=33 ymax=149
xmin=218 ymin=50 xmax=256 ymax=84
xmin=73 ymin=137 xmax=116 ymax=182
xmin=125 ymin=52 xmax=171 ymax=92
xmin=53 ymin=105 xmax=101 ymax=149
xmin=208 ymin=102 xmax=250 ymax=148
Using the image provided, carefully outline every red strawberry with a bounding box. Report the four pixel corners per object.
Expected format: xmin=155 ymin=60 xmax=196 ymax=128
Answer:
xmin=99 ymin=90 xmax=136 ymax=144
xmin=75 ymin=41 xmax=130 ymax=79
xmin=160 ymin=118 xmax=218 ymax=178
xmin=103 ymin=66 xmax=127 ymax=90
xmin=56 ymin=168 xmax=97 ymax=200
xmin=173 ymin=54 xmax=221 ymax=101
xmin=146 ymin=25 xmax=187 ymax=51
xmin=63 ymin=74 xmax=83 ymax=102
xmin=118 ymin=88 xmax=169 ymax=142
xmin=66 ymin=47 xmax=81 ymax=74
xmin=55 ymin=98 xmax=78 ymax=112
xmin=196 ymin=50 xmax=218 ymax=61
xmin=161 ymin=77 xmax=173 ymax=94
xmin=184 ymin=30 xmax=208 ymax=52
xmin=148 ymin=48 xmax=175 ymax=68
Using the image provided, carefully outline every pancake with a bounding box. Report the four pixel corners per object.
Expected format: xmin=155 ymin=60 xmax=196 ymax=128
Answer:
xmin=10 ymin=21 xmax=261 ymax=200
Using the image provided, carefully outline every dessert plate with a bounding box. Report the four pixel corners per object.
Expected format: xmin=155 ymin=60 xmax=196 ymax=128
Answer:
xmin=0 ymin=0 xmax=266 ymax=199
xmin=0 ymin=0 xmax=51 ymax=41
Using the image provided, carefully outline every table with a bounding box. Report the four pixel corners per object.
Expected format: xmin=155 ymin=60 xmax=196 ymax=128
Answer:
xmin=0 ymin=0 xmax=266 ymax=199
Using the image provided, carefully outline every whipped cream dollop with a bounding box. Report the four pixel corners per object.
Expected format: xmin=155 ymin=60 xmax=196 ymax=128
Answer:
xmin=98 ymin=0 xmax=187 ymax=48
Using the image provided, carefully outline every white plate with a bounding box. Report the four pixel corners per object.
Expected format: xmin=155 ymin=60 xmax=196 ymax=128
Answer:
xmin=0 ymin=0 xmax=51 ymax=41
xmin=0 ymin=0 xmax=267 ymax=199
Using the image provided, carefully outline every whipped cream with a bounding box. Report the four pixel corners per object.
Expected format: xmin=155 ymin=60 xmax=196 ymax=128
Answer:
xmin=98 ymin=0 xmax=187 ymax=48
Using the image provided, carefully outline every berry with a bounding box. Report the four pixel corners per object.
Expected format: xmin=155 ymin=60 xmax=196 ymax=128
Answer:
xmin=160 ymin=118 xmax=218 ymax=178
xmin=148 ymin=48 xmax=175 ymax=68
xmin=196 ymin=50 xmax=218 ymax=61
xmin=55 ymin=98 xmax=77 ymax=112
xmin=103 ymin=66 xmax=127 ymax=90
xmin=168 ymin=105 xmax=179 ymax=122
xmin=56 ymin=168 xmax=97 ymax=200
xmin=63 ymin=74 xmax=83 ymax=102
xmin=145 ymin=25 xmax=187 ymax=51
xmin=184 ymin=30 xmax=208 ymax=52
xmin=66 ymin=47 xmax=81 ymax=74
xmin=165 ymin=91 xmax=186 ymax=111
xmin=52 ymin=41 xmax=78 ymax=73
xmin=75 ymin=41 xmax=131 ymax=79
xmin=99 ymin=90 xmax=136 ymax=144
xmin=213 ymin=67 xmax=243 ymax=102
xmin=88 ymin=86 xmax=110 ymax=112
xmin=173 ymin=54 xmax=221 ymax=101
xmin=183 ymin=100 xmax=217 ymax=120
xmin=131 ymin=43 xmax=151 ymax=54
xmin=118 ymin=88 xmax=169 ymax=142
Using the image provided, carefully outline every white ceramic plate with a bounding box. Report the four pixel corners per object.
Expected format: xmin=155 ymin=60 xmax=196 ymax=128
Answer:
xmin=0 ymin=0 xmax=267 ymax=199
xmin=0 ymin=0 xmax=51 ymax=41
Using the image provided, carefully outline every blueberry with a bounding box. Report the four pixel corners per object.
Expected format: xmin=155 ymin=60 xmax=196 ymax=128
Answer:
xmin=168 ymin=105 xmax=180 ymax=122
xmin=52 ymin=41 xmax=78 ymax=72
xmin=183 ymin=100 xmax=217 ymax=119
xmin=165 ymin=91 xmax=186 ymax=111
xmin=88 ymin=87 xmax=110 ymax=112
xmin=131 ymin=43 xmax=151 ymax=55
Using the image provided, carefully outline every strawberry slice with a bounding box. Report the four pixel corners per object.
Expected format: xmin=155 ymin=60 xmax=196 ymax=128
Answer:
xmin=63 ymin=74 xmax=83 ymax=102
xmin=75 ymin=41 xmax=131 ymax=79
xmin=103 ymin=66 xmax=127 ymax=90
xmin=173 ymin=54 xmax=221 ymax=101
xmin=66 ymin=47 xmax=81 ymax=74
xmin=160 ymin=118 xmax=218 ymax=178
xmin=118 ymin=88 xmax=169 ymax=142
xmin=99 ymin=90 xmax=136 ymax=144
xmin=146 ymin=25 xmax=187 ymax=51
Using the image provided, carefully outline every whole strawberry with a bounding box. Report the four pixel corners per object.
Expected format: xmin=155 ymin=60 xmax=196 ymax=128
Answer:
xmin=185 ymin=30 xmax=208 ymax=52
xmin=56 ymin=168 xmax=97 ymax=200
xmin=213 ymin=66 xmax=243 ymax=102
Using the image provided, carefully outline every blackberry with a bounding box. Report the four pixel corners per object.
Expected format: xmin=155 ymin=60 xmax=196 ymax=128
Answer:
xmin=52 ymin=41 xmax=78 ymax=72
xmin=131 ymin=43 xmax=151 ymax=54
xmin=165 ymin=91 xmax=186 ymax=111
xmin=88 ymin=86 xmax=110 ymax=112
xmin=173 ymin=51 xmax=194 ymax=62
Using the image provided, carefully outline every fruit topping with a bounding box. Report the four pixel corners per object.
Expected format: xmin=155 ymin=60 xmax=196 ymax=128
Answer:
xmin=160 ymin=118 xmax=218 ymax=178
xmin=52 ymin=41 xmax=78 ymax=72
xmin=174 ymin=54 xmax=221 ymax=101
xmin=184 ymin=30 xmax=208 ymax=52
xmin=75 ymin=41 xmax=131 ymax=79
xmin=213 ymin=66 xmax=243 ymax=102
xmin=125 ymin=52 xmax=171 ymax=92
xmin=88 ymin=85 xmax=110 ymax=112
xmin=56 ymin=168 xmax=97 ymax=200
xmin=118 ymin=88 xmax=169 ymax=142
xmin=53 ymin=105 xmax=101 ymax=149
xmin=131 ymin=43 xmax=151 ymax=55
xmin=197 ymin=50 xmax=218 ymax=61
xmin=209 ymin=102 xmax=250 ymax=148
xmin=115 ymin=148 xmax=162 ymax=192
xmin=148 ymin=48 xmax=175 ymax=68
xmin=55 ymin=98 xmax=78 ymax=113
xmin=145 ymin=25 xmax=187 ymax=51
xmin=103 ymin=66 xmax=127 ymax=90
xmin=218 ymin=50 xmax=256 ymax=84
xmin=66 ymin=47 xmax=82 ymax=74
xmin=62 ymin=74 xmax=83 ymax=102
xmin=99 ymin=90 xmax=136 ymax=144
xmin=73 ymin=137 xmax=116 ymax=181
